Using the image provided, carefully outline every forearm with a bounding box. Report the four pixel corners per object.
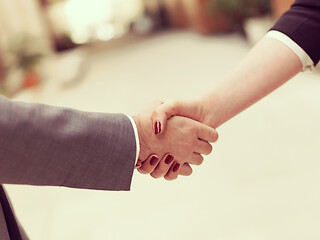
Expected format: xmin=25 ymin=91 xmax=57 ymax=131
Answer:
xmin=152 ymin=0 xmax=319 ymax=137
xmin=200 ymin=37 xmax=302 ymax=128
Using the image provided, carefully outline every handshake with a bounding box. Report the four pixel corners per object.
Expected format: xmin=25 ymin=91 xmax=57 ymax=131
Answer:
xmin=133 ymin=99 xmax=218 ymax=181
xmin=130 ymin=34 xmax=304 ymax=180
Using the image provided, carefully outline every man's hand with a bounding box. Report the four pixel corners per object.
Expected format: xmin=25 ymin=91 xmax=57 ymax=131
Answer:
xmin=133 ymin=100 xmax=218 ymax=180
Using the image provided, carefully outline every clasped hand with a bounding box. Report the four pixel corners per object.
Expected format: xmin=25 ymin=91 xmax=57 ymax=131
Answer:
xmin=134 ymin=100 xmax=218 ymax=180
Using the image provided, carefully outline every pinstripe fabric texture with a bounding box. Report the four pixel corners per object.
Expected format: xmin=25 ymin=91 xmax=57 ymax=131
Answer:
xmin=0 ymin=95 xmax=137 ymax=239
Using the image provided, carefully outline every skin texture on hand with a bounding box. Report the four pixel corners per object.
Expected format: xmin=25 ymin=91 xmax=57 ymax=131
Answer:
xmin=134 ymin=101 xmax=218 ymax=180
xmin=151 ymin=37 xmax=303 ymax=132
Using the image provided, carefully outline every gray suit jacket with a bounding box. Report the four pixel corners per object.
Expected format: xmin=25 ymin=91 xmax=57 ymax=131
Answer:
xmin=0 ymin=95 xmax=137 ymax=240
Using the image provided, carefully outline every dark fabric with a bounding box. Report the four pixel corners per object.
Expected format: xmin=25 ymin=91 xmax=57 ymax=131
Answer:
xmin=0 ymin=186 xmax=22 ymax=240
xmin=0 ymin=95 xmax=137 ymax=238
xmin=18 ymin=223 xmax=29 ymax=240
xmin=0 ymin=201 xmax=11 ymax=240
xmin=271 ymin=0 xmax=320 ymax=65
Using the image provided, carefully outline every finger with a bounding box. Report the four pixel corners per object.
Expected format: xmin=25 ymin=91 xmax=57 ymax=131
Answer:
xmin=152 ymin=100 xmax=201 ymax=135
xmin=179 ymin=163 xmax=193 ymax=176
xmin=135 ymin=159 xmax=142 ymax=169
xmin=150 ymin=154 xmax=174 ymax=178
xmin=152 ymin=105 xmax=170 ymax=135
xmin=197 ymin=123 xmax=219 ymax=143
xmin=137 ymin=155 xmax=160 ymax=174
xmin=164 ymin=162 xmax=181 ymax=181
xmin=194 ymin=140 xmax=213 ymax=156
xmin=187 ymin=153 xmax=204 ymax=166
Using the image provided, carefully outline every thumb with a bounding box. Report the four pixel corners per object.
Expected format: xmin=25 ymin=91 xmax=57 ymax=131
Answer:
xmin=152 ymin=100 xmax=203 ymax=135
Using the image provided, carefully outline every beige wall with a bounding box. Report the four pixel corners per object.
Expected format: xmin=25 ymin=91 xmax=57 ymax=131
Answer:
xmin=0 ymin=0 xmax=51 ymax=52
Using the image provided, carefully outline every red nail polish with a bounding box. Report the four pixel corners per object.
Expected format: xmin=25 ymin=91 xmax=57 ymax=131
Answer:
xmin=165 ymin=154 xmax=174 ymax=164
xmin=173 ymin=163 xmax=180 ymax=172
xmin=154 ymin=121 xmax=161 ymax=135
xmin=150 ymin=156 xmax=159 ymax=165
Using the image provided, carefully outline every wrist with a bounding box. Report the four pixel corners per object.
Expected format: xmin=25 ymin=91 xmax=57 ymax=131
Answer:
xmin=197 ymin=93 xmax=224 ymax=128
xmin=132 ymin=115 xmax=151 ymax=163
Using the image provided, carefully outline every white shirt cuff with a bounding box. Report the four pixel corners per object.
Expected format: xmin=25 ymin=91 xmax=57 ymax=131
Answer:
xmin=126 ymin=115 xmax=140 ymax=167
xmin=266 ymin=30 xmax=315 ymax=71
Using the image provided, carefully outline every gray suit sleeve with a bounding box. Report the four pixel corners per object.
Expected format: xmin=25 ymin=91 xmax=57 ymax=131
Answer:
xmin=0 ymin=95 xmax=137 ymax=191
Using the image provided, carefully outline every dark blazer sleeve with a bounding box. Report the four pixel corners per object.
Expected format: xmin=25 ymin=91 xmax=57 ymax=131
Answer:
xmin=271 ymin=0 xmax=320 ymax=65
xmin=0 ymin=95 xmax=137 ymax=191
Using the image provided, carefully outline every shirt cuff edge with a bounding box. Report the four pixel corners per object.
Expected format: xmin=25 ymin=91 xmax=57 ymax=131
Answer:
xmin=266 ymin=30 xmax=315 ymax=71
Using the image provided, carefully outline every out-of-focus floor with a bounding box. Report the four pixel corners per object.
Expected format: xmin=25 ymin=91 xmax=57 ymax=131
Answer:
xmin=6 ymin=30 xmax=320 ymax=240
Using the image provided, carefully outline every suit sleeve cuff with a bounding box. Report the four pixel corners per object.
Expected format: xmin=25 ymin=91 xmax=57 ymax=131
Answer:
xmin=265 ymin=30 xmax=315 ymax=71
xmin=126 ymin=115 xmax=140 ymax=167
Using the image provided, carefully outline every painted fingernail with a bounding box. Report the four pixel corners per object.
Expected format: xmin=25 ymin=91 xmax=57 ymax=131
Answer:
xmin=154 ymin=121 xmax=161 ymax=135
xmin=165 ymin=154 xmax=174 ymax=164
xmin=150 ymin=156 xmax=159 ymax=165
xmin=173 ymin=163 xmax=180 ymax=172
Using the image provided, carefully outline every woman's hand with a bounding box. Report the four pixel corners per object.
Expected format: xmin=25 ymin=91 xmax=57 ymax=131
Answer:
xmin=137 ymin=155 xmax=194 ymax=180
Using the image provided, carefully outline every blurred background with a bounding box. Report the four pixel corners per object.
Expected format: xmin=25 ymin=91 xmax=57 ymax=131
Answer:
xmin=1 ymin=0 xmax=320 ymax=239
xmin=0 ymin=0 xmax=300 ymax=96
